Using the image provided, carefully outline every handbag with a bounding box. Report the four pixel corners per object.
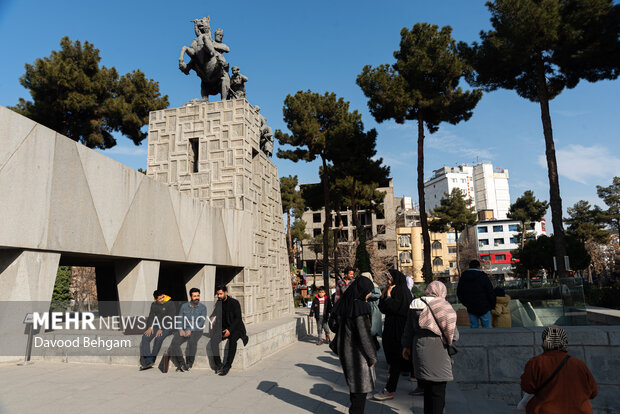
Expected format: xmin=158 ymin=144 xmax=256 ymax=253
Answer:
xmin=420 ymin=298 xmax=458 ymax=356
xmin=517 ymin=355 xmax=571 ymax=410
xmin=158 ymin=351 xmax=170 ymax=373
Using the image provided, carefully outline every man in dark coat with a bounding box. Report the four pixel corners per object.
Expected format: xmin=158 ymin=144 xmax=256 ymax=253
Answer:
xmin=139 ymin=290 xmax=176 ymax=370
xmin=457 ymin=260 xmax=496 ymax=328
xmin=211 ymin=285 xmax=249 ymax=376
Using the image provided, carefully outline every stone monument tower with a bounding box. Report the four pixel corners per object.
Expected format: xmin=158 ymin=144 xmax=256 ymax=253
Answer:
xmin=146 ymin=18 xmax=291 ymax=326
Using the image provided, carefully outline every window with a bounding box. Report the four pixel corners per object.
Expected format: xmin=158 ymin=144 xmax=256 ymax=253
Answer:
xmin=479 ymin=239 xmax=489 ymax=246
xmin=433 ymin=257 xmax=444 ymax=266
xmin=529 ymin=222 xmax=536 ymax=230
xmin=400 ymin=251 xmax=412 ymax=263
xmin=449 ymin=261 xmax=456 ymax=268
xmin=452 ymin=178 xmax=457 ymax=183
xmin=376 ymin=210 xmax=385 ymax=219
xmin=313 ymin=213 xmax=321 ymax=223
xmin=446 ymin=233 xmax=457 ymax=243
xmin=432 ymin=240 xmax=442 ymax=249
xmin=341 ymin=215 xmax=348 ymax=227
xmin=510 ymin=237 xmax=519 ymax=244
xmin=188 ymin=138 xmax=199 ymax=173
xmin=478 ymin=226 xmax=488 ymax=233
xmin=494 ymin=238 xmax=504 ymax=246
xmin=461 ymin=179 xmax=466 ymax=183
xmin=495 ymin=254 xmax=507 ymax=261
xmin=448 ymin=247 xmax=457 ymax=254
xmin=313 ymin=228 xmax=321 ymax=237
xmin=493 ymin=225 xmax=503 ymax=232
xmin=399 ymin=235 xmax=411 ymax=247
xmin=377 ymin=225 xmax=386 ymax=234
xmin=377 ymin=241 xmax=387 ymax=250
xmin=480 ymin=255 xmax=490 ymax=262
xmin=508 ymin=224 xmax=519 ymax=232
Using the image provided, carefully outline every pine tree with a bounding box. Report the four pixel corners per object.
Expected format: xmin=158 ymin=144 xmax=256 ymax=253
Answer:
xmin=429 ymin=188 xmax=478 ymax=278
xmin=358 ymin=23 xmax=482 ymax=282
xmin=461 ymin=0 xmax=620 ymax=275
xmin=280 ymin=175 xmax=305 ymax=269
xmin=597 ymin=177 xmax=620 ymax=240
xmin=12 ymin=37 xmax=168 ymax=149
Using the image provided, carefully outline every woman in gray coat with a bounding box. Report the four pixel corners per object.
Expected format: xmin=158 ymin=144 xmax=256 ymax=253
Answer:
xmin=402 ymin=281 xmax=458 ymax=414
xmin=331 ymin=276 xmax=378 ymax=414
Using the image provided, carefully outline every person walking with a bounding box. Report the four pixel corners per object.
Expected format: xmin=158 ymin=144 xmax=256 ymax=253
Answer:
xmin=309 ymin=286 xmax=332 ymax=345
xmin=402 ymin=281 xmax=459 ymax=414
xmin=330 ymin=276 xmax=377 ymax=414
xmin=520 ymin=326 xmax=597 ymax=414
xmin=211 ymin=285 xmax=249 ymax=376
xmin=334 ymin=266 xmax=356 ymax=303
xmin=373 ymin=269 xmax=413 ymax=401
xmin=457 ymin=260 xmax=496 ymax=328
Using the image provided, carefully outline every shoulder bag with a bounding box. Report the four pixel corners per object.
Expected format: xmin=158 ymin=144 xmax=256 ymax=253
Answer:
xmin=517 ymin=355 xmax=571 ymax=410
xmin=421 ymin=298 xmax=458 ymax=356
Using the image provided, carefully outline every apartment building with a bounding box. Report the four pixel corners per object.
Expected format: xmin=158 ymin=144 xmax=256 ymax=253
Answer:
xmin=300 ymin=179 xmax=397 ymax=276
xmin=424 ymin=163 xmax=511 ymax=220
xmin=395 ymin=200 xmax=458 ymax=283
xmin=472 ymin=218 xmax=547 ymax=279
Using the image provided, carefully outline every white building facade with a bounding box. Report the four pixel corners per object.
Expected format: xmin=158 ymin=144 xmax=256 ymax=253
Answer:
xmin=424 ymin=163 xmax=510 ymax=220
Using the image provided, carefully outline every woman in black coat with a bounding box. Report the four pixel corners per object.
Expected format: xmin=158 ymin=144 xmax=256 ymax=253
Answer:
xmin=331 ymin=276 xmax=377 ymax=414
xmin=374 ymin=269 xmax=413 ymax=401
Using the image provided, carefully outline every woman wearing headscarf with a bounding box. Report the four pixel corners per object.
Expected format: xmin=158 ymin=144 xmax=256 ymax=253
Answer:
xmin=373 ymin=269 xmax=413 ymax=401
xmin=331 ymin=276 xmax=377 ymax=414
xmin=360 ymin=272 xmax=382 ymax=338
xmin=402 ymin=281 xmax=458 ymax=414
xmin=520 ymin=326 xmax=597 ymax=414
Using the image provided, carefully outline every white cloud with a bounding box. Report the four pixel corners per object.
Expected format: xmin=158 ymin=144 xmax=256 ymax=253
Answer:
xmin=537 ymin=144 xmax=620 ymax=185
xmin=426 ymin=130 xmax=493 ymax=160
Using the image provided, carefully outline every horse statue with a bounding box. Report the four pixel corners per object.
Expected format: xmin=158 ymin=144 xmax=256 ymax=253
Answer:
xmin=179 ymin=17 xmax=231 ymax=102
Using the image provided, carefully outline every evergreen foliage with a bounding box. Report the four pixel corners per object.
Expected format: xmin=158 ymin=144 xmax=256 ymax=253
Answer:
xmin=51 ymin=266 xmax=73 ymax=311
xmin=429 ymin=188 xmax=478 ymax=277
xmin=461 ymin=0 xmax=620 ymax=275
xmin=357 ymin=23 xmax=482 ymax=282
xmin=12 ymin=37 xmax=169 ymax=149
xmin=565 ymin=200 xmax=609 ymax=244
xmin=597 ymin=176 xmax=620 ymax=240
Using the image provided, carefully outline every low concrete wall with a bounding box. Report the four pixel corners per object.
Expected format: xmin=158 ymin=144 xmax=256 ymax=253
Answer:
xmin=28 ymin=314 xmax=302 ymax=371
xmin=454 ymin=326 xmax=620 ymax=413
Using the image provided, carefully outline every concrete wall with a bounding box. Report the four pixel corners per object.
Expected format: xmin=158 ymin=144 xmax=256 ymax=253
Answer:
xmin=146 ymin=99 xmax=292 ymax=324
xmin=454 ymin=326 xmax=620 ymax=413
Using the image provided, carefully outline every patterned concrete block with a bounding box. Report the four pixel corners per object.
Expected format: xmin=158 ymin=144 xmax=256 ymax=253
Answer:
xmin=488 ymin=346 xmax=534 ymax=382
xmin=585 ymin=347 xmax=620 ymax=384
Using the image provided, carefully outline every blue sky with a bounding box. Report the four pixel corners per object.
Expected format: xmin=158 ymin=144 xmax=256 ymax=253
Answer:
xmin=1 ymin=0 xmax=618 ymax=223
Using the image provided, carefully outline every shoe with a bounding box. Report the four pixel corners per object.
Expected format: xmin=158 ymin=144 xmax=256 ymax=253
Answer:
xmin=185 ymin=364 xmax=192 ymax=371
xmin=373 ymin=389 xmax=394 ymax=401
xmin=176 ymin=365 xmax=185 ymax=372
xmin=214 ymin=362 xmax=223 ymax=374
xmin=139 ymin=362 xmax=154 ymax=371
xmin=409 ymin=387 xmax=424 ymax=396
xmin=218 ymin=366 xmax=230 ymax=376
xmin=326 ymin=336 xmax=331 ymax=344
xmin=316 ymin=339 xmax=323 ymax=345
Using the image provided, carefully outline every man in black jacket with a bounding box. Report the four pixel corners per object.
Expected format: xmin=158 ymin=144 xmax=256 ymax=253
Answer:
xmin=140 ymin=290 xmax=176 ymax=370
xmin=457 ymin=260 xmax=496 ymax=328
xmin=210 ymin=285 xmax=249 ymax=376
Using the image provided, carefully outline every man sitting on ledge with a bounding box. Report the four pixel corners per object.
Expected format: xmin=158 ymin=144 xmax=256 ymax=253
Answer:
xmin=140 ymin=290 xmax=176 ymax=370
xmin=168 ymin=288 xmax=206 ymax=372
xmin=211 ymin=285 xmax=249 ymax=376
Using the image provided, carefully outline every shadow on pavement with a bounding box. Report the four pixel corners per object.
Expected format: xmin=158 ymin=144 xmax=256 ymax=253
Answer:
xmin=310 ymin=383 xmax=400 ymax=414
xmin=296 ymin=363 xmax=342 ymax=384
xmin=316 ymin=355 xmax=340 ymax=367
xmin=257 ymin=380 xmax=340 ymax=413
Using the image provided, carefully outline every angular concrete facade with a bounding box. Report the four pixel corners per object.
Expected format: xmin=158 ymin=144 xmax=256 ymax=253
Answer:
xmin=146 ymin=99 xmax=291 ymax=324
xmin=0 ymin=105 xmax=293 ymax=364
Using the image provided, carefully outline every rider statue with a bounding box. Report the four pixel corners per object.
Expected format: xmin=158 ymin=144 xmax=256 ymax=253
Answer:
xmin=179 ymin=17 xmax=231 ymax=102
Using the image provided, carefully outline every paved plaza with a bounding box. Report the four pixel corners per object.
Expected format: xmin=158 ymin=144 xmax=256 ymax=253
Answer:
xmin=0 ymin=336 xmax=516 ymax=414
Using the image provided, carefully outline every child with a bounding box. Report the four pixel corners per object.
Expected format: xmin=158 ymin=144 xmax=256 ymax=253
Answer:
xmin=309 ymin=286 xmax=332 ymax=344
xmin=491 ymin=287 xmax=512 ymax=328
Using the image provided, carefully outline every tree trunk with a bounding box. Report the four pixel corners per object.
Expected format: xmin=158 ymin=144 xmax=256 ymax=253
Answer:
xmin=536 ymin=57 xmax=568 ymax=277
xmin=522 ymin=222 xmax=530 ymax=288
xmin=455 ymin=230 xmax=460 ymax=279
xmin=321 ymin=155 xmax=331 ymax=289
xmin=286 ymin=211 xmax=294 ymax=270
xmin=417 ymin=113 xmax=433 ymax=282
